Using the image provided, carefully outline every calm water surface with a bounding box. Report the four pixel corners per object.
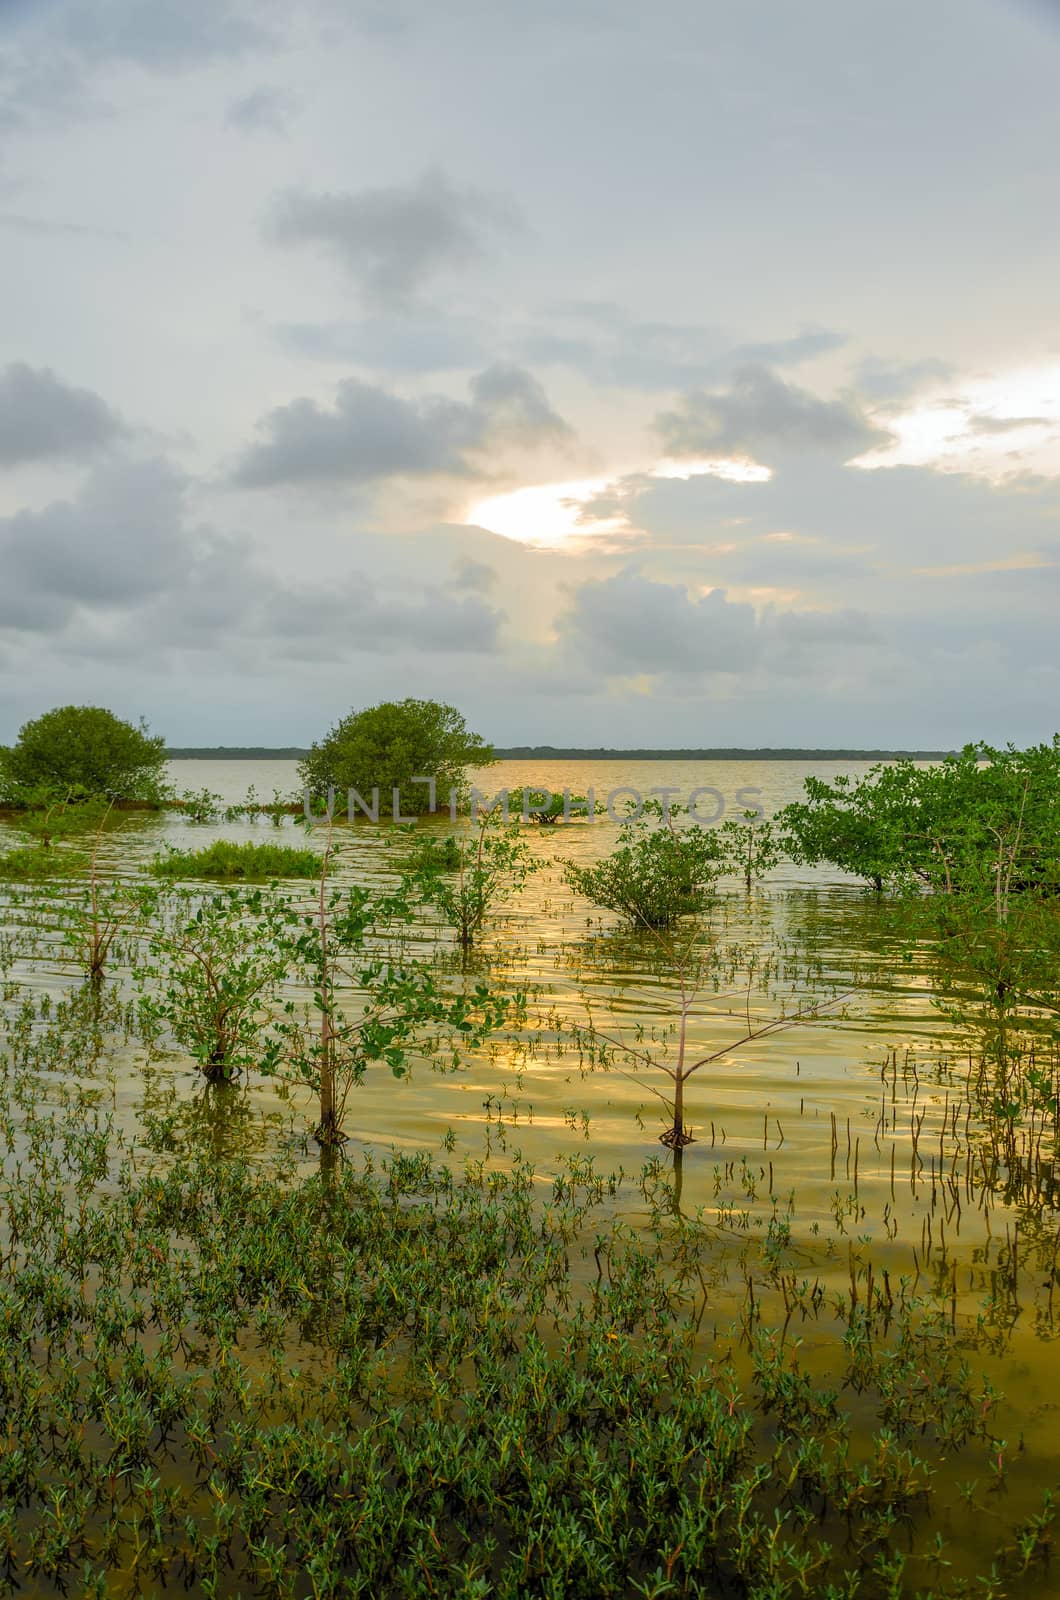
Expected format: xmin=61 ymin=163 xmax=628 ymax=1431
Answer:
xmin=3 ymin=756 xmax=1060 ymax=1587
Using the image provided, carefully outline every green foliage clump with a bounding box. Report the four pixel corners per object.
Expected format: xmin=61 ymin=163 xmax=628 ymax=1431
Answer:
xmin=0 ymin=845 xmax=89 ymax=880
xmin=151 ymin=840 xmax=324 ymax=881
xmin=718 ymin=810 xmax=782 ymax=889
xmin=138 ymin=889 xmax=291 ymax=1082
xmin=299 ymin=698 xmax=492 ymax=817
xmin=565 ymin=818 xmax=724 ymax=929
xmin=505 ymin=787 xmax=603 ymax=823
xmin=403 ymin=820 xmax=538 ymax=948
xmin=779 ymin=740 xmax=1060 ymax=893
xmin=0 ymin=705 xmax=167 ymax=803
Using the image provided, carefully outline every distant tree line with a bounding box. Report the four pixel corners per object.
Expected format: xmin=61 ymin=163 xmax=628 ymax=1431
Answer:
xmin=165 ymin=744 xmax=957 ymax=761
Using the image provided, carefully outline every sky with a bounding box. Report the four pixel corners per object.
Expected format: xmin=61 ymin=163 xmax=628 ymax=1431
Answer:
xmin=1 ymin=0 xmax=1059 ymax=749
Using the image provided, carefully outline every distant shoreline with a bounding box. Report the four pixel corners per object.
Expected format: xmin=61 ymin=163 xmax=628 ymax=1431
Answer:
xmin=167 ymin=746 xmax=957 ymax=761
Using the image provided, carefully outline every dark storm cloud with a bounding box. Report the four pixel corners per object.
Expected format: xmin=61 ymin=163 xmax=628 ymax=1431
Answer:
xmin=654 ymin=366 xmax=891 ymax=461
xmin=231 ymin=364 xmax=571 ymax=489
xmin=0 ymin=362 xmax=125 ymax=465
xmin=556 ymin=569 xmax=762 ymax=675
xmin=266 ymin=170 xmax=517 ymax=310
xmin=253 ymin=579 xmax=504 ymax=659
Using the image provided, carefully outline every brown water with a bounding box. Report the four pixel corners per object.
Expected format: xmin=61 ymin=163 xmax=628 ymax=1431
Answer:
xmin=4 ymin=756 xmax=1060 ymax=1591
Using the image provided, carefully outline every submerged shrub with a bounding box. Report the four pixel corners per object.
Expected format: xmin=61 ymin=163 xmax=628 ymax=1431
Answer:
xmin=150 ymin=839 xmax=324 ymax=881
xmin=137 ymin=888 xmax=291 ymax=1082
xmin=0 ymin=704 xmax=168 ymax=803
xmin=565 ymin=819 xmax=724 ymax=929
xmin=403 ymin=818 xmax=538 ymax=949
xmin=299 ymin=697 xmax=493 ymax=817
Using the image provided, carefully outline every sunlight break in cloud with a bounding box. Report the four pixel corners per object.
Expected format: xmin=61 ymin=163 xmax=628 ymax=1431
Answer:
xmin=856 ymin=363 xmax=1060 ymax=480
xmin=467 ymin=458 xmax=771 ymax=548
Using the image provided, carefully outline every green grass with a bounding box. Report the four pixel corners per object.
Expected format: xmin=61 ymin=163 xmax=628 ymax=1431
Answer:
xmin=150 ymin=839 xmax=324 ymax=881
xmin=0 ymin=845 xmax=89 ymax=880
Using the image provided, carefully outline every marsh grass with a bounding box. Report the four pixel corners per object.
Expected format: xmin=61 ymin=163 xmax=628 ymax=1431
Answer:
xmin=0 ymin=1025 xmax=1054 ymax=1600
xmin=0 ymin=845 xmax=89 ymax=879
xmin=150 ymin=840 xmax=324 ymax=881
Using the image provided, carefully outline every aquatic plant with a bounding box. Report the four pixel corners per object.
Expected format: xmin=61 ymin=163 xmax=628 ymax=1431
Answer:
xmin=137 ymin=888 xmax=292 ymax=1082
xmin=565 ymin=810 xmax=724 ymax=929
xmin=403 ymin=815 xmax=538 ymax=949
xmin=572 ymin=925 xmax=845 ymax=1149
xmin=506 ymin=786 xmax=604 ymax=823
xmin=176 ymin=786 xmax=225 ymax=822
xmin=718 ymin=809 xmax=782 ymax=890
xmin=150 ymin=839 xmax=324 ymax=881
xmin=53 ymin=810 xmax=153 ymax=984
xmin=262 ymin=830 xmax=521 ymax=1142
xmin=0 ymin=844 xmax=89 ymax=879
xmin=0 ymin=1055 xmax=1051 ymax=1600
xmin=779 ymin=739 xmax=1060 ymax=892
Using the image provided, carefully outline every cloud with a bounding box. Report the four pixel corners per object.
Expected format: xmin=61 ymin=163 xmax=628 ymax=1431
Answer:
xmin=556 ymin=569 xmax=761 ymax=676
xmin=253 ymin=578 xmax=504 ymax=659
xmin=963 ymin=412 xmax=1055 ymax=436
xmin=274 ymin=313 xmax=491 ymax=373
xmin=0 ymin=212 xmax=126 ymax=241
xmin=0 ymin=454 xmax=504 ymax=660
xmin=448 ymin=559 xmax=498 ymax=593
xmin=853 ymin=356 xmax=954 ymax=403
xmin=0 ymin=362 xmax=125 ymax=466
xmin=706 ymin=534 xmax=873 ymax=584
xmin=231 ymin=364 xmax=571 ymax=489
xmin=554 ymin=567 xmax=879 ymax=681
xmin=517 ymin=303 xmax=846 ymax=391
xmin=61 ymin=0 xmax=269 ymax=72
xmin=0 ymin=0 xmax=271 ymax=129
xmin=226 ymin=84 xmax=294 ymax=133
xmin=654 ymin=366 xmax=890 ymax=461
xmin=265 ymin=170 xmax=517 ymax=309
xmin=0 ymin=458 xmax=191 ymax=630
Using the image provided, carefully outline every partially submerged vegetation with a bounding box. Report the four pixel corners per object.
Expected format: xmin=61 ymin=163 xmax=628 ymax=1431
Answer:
xmin=0 ymin=1022 xmax=1057 ymax=1599
xmin=150 ymin=839 xmax=324 ymax=880
xmin=3 ymin=706 xmax=1060 ymax=1595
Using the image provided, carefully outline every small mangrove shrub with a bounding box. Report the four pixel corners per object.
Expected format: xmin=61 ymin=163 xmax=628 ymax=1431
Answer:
xmin=261 ymin=832 xmax=521 ymax=1142
xmin=565 ymin=814 xmax=724 ymax=929
xmin=404 ymin=817 xmax=538 ymax=949
xmin=137 ymin=888 xmax=292 ymax=1082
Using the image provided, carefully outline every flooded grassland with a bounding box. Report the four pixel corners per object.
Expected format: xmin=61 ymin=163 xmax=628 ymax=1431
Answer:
xmin=1 ymin=760 xmax=1059 ymax=1597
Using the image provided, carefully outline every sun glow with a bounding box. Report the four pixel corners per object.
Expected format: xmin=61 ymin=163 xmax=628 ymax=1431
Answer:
xmin=857 ymin=363 xmax=1060 ymax=479
xmin=466 ymin=457 xmax=772 ymax=548
xmin=467 ymin=478 xmax=624 ymax=548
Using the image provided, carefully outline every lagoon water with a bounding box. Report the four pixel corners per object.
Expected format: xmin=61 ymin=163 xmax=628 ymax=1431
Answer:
xmin=143 ymin=757 xmax=949 ymax=1195
xmin=4 ymin=753 xmax=1060 ymax=1579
